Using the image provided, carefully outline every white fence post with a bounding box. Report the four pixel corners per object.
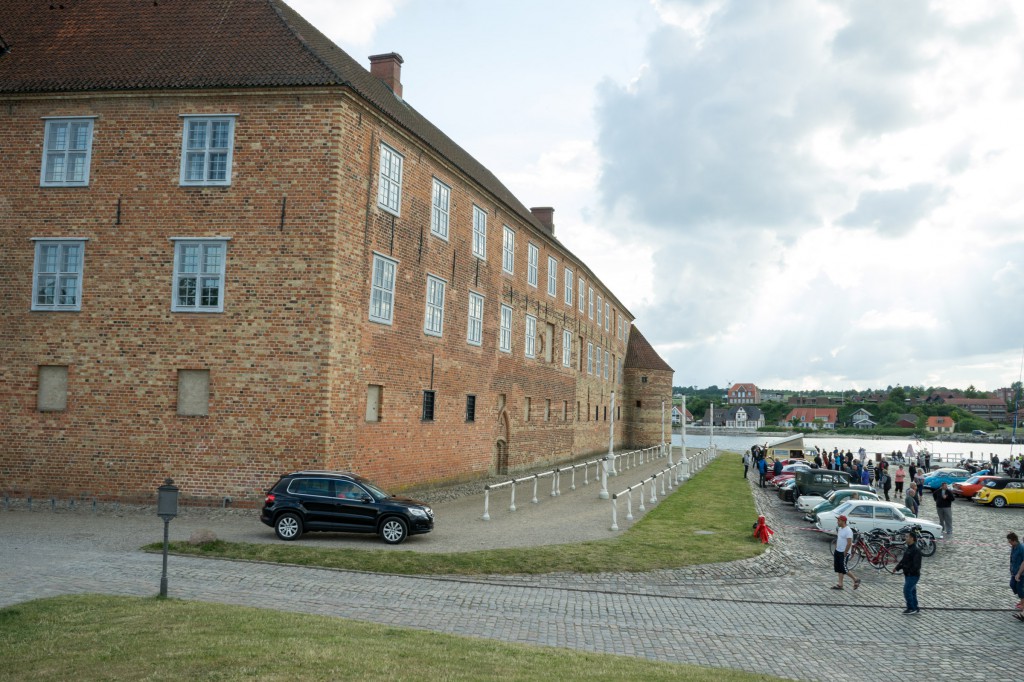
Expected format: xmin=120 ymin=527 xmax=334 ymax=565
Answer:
xmin=482 ymin=487 xmax=491 ymax=521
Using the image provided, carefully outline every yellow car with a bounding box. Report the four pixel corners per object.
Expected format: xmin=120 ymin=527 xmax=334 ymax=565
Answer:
xmin=973 ymin=478 xmax=1024 ymax=508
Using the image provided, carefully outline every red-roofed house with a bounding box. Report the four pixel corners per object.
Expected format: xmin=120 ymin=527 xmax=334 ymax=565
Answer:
xmin=727 ymin=383 xmax=761 ymax=405
xmin=781 ymin=407 xmax=838 ymax=430
xmin=926 ymin=416 xmax=956 ymax=433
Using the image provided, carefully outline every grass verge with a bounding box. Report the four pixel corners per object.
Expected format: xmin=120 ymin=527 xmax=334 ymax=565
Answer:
xmin=0 ymin=595 xmax=784 ymax=681
xmin=145 ymin=452 xmax=765 ymax=575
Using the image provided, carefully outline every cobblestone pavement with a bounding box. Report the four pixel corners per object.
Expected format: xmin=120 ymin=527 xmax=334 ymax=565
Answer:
xmin=2 ymin=461 xmax=1023 ymax=682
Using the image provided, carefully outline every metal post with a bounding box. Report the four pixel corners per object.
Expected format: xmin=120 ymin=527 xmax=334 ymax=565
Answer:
xmin=608 ymin=391 xmax=617 ymax=476
xmin=610 ymin=496 xmax=619 ymax=531
xmin=160 ymin=517 xmax=170 ymax=598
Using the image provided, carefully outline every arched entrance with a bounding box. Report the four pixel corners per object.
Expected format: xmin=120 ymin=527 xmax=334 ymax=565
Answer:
xmin=494 ymin=409 xmax=510 ymax=474
xmin=495 ymin=439 xmax=509 ymax=475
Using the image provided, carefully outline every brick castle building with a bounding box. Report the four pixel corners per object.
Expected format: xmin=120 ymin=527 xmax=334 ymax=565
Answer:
xmin=0 ymin=0 xmax=673 ymax=505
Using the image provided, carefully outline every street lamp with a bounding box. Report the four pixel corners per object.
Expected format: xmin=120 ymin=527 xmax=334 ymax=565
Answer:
xmin=157 ymin=478 xmax=179 ymax=598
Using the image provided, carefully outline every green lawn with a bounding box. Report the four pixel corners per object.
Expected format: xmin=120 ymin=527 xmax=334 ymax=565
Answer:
xmin=148 ymin=452 xmax=765 ymax=575
xmin=0 ymin=595 xmax=784 ymax=681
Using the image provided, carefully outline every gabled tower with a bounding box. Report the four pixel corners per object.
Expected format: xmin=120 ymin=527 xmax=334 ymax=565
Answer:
xmin=621 ymin=327 xmax=674 ymax=448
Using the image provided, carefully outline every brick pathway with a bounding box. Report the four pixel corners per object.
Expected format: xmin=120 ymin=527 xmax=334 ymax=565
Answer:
xmin=2 ymin=461 xmax=1022 ymax=681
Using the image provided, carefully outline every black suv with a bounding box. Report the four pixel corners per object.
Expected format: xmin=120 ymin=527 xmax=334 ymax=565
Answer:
xmin=260 ymin=471 xmax=434 ymax=544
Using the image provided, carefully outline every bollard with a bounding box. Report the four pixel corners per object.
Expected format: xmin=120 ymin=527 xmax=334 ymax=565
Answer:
xmin=649 ymin=476 xmax=657 ymax=505
xmin=509 ymin=482 xmax=517 ymax=512
xmin=482 ymin=487 xmax=491 ymax=521
xmin=551 ymin=469 xmax=559 ymax=497
xmin=532 ymin=475 xmax=539 ymax=504
xmin=626 ymin=489 xmax=634 ymax=521
xmin=570 ymin=466 xmax=577 ymax=491
xmin=610 ymin=495 xmax=619 ymax=531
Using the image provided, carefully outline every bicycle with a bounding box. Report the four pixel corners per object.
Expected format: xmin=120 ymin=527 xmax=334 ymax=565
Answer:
xmin=829 ymin=531 xmax=904 ymax=572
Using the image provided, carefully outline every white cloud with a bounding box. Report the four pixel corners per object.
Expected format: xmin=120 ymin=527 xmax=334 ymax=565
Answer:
xmin=593 ymin=0 xmax=1024 ymax=390
xmin=288 ymin=0 xmax=404 ymax=47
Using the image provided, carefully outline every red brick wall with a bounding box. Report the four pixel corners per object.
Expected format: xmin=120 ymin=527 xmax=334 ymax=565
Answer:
xmin=0 ymin=86 xmax=634 ymax=505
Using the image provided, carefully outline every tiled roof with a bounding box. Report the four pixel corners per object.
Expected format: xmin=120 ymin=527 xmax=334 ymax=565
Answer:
xmin=0 ymin=0 xmax=632 ymax=318
xmin=783 ymin=407 xmax=838 ymax=422
xmin=623 ymin=327 xmax=673 ymax=372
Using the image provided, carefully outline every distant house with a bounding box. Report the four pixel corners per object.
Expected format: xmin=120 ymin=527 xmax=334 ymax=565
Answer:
xmin=946 ymin=398 xmax=1009 ymax=423
xmin=701 ymin=406 xmax=727 ymax=427
xmin=760 ymin=391 xmax=784 ymax=403
xmin=781 ymin=407 xmax=838 ymax=430
xmin=670 ymin=405 xmax=693 ymax=426
xmin=895 ymin=414 xmax=918 ymax=429
xmin=849 ymin=408 xmax=877 ymax=429
xmin=725 ymin=406 xmax=765 ymax=429
xmin=926 ymin=416 xmax=956 ymax=433
xmin=727 ymin=383 xmax=761 ymax=405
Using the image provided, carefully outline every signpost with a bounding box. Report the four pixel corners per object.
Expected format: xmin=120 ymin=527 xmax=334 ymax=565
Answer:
xmin=157 ymin=478 xmax=179 ymax=598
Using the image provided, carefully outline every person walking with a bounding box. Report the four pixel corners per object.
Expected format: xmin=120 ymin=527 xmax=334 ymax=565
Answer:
xmin=933 ymin=482 xmax=955 ymax=537
xmin=1009 ymin=532 xmax=1024 ymax=618
xmin=894 ymin=529 xmax=923 ymax=614
xmin=904 ymin=484 xmax=919 ymax=516
xmin=757 ymin=456 xmax=767 ymax=488
xmin=882 ymin=469 xmax=892 ymax=501
xmin=913 ymin=470 xmax=925 ymax=504
xmin=894 ymin=465 xmax=906 ymax=495
xmin=743 ymin=450 xmax=751 ymax=478
xmin=832 ymin=515 xmax=861 ymax=591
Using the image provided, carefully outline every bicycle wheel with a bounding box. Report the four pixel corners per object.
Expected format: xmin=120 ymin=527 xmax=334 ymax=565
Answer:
xmin=917 ymin=534 xmax=936 ymax=557
xmin=882 ymin=545 xmax=904 ymax=574
xmin=846 ymin=544 xmax=864 ymax=570
xmin=829 ymin=537 xmax=838 ymax=554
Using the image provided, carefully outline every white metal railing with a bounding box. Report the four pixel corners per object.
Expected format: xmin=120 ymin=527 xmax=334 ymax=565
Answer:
xmin=481 ymin=443 xmax=670 ymax=521
xmin=609 ymin=446 xmax=719 ymax=530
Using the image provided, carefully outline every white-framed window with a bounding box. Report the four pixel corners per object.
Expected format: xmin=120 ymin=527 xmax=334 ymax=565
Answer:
xmin=377 ymin=143 xmax=403 ymax=215
xmin=527 ymin=243 xmax=539 ymax=287
xmin=596 ymin=296 xmax=603 ymax=326
xmin=604 ymin=350 xmax=610 ymax=380
xmin=547 ymin=257 xmax=558 ymax=297
xmin=31 ymin=238 xmax=86 ymax=311
xmin=564 ymin=268 xmax=574 ymax=306
xmin=179 ymin=115 xmax=235 ymax=186
xmin=40 ymin=117 xmax=95 ymax=187
xmin=587 ymin=342 xmax=594 ymax=374
xmin=502 ymin=225 xmax=515 ymax=274
xmin=617 ymin=317 xmax=622 ymax=340
xmin=171 ymin=238 xmax=229 ymax=312
xmin=431 ymin=178 xmax=450 ymax=240
xmin=588 ymin=287 xmax=594 ymax=319
xmin=578 ymin=278 xmax=585 ymax=312
xmin=562 ymin=329 xmax=572 ymax=367
xmin=499 ymin=304 xmax=512 ymax=352
xmin=605 ymin=303 xmax=611 ymax=331
xmin=596 ymin=346 xmax=601 ymax=377
xmin=423 ymin=275 xmax=446 ymax=337
xmin=525 ymin=314 xmax=537 ymax=358
xmin=467 ymin=291 xmax=484 ymax=346
xmin=369 ymin=253 xmax=397 ymax=324
xmin=473 ymin=205 xmax=487 ymax=259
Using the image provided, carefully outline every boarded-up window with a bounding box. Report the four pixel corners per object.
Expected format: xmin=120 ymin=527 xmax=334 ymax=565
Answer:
xmin=177 ymin=369 xmax=210 ymax=416
xmin=366 ymin=385 xmax=382 ymax=422
xmin=38 ymin=365 xmax=68 ymax=411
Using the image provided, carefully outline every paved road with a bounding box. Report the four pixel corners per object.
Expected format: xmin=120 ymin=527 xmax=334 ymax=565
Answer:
xmin=2 ymin=457 xmax=1023 ymax=681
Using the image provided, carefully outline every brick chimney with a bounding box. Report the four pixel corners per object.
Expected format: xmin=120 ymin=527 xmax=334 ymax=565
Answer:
xmin=530 ymin=207 xmax=555 ymax=235
xmin=369 ymin=53 xmax=404 ymax=98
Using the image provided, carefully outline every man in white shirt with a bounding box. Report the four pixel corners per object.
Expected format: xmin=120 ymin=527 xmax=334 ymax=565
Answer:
xmin=832 ymin=515 xmax=861 ymax=590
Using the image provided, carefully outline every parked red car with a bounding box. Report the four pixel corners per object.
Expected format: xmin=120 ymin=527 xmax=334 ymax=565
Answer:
xmin=952 ymin=475 xmax=1001 ymax=499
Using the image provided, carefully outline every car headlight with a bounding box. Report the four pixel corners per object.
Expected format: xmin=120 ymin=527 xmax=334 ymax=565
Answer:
xmin=409 ymin=507 xmax=432 ymax=519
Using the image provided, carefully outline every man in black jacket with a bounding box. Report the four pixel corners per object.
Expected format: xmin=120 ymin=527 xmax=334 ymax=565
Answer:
xmin=933 ymin=482 xmax=955 ymax=536
xmin=894 ymin=530 xmax=923 ymax=614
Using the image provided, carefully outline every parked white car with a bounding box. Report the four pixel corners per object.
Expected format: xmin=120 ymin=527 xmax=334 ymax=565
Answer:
xmin=795 ymin=485 xmax=875 ymax=513
xmin=815 ymin=500 xmax=943 ymax=539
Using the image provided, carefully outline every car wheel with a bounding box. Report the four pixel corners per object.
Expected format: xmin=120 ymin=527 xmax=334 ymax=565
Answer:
xmin=918 ymin=532 xmax=936 ymax=557
xmin=380 ymin=516 xmax=408 ymax=544
xmin=275 ymin=512 xmax=303 ymax=541
xmin=993 ymin=496 xmax=1007 ymax=508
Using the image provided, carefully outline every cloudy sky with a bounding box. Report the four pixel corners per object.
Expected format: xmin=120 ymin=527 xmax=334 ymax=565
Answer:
xmin=292 ymin=0 xmax=1024 ymax=392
